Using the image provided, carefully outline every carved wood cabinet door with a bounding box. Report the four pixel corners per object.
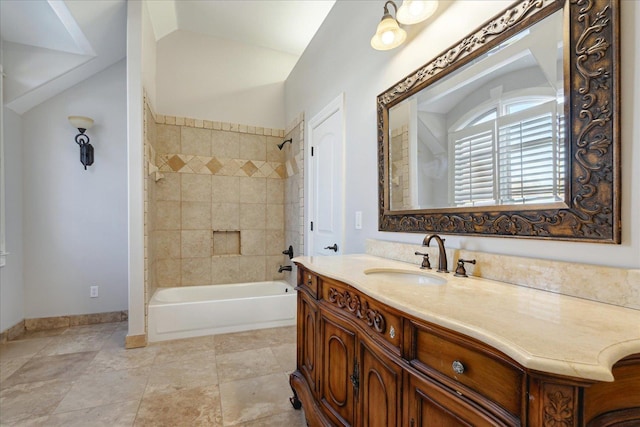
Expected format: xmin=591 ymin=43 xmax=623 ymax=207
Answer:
xmin=358 ymin=334 xmax=402 ymax=427
xmin=298 ymin=291 xmax=318 ymax=395
xmin=320 ymin=310 xmax=357 ymax=426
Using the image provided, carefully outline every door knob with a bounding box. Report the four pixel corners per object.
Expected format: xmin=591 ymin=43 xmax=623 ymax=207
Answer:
xmin=324 ymin=244 xmax=338 ymax=252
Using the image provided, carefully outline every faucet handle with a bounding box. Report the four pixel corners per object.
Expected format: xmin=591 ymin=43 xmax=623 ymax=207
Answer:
xmin=454 ymin=259 xmax=476 ymax=277
xmin=414 ymin=251 xmax=431 ymax=270
xmin=282 ymin=245 xmax=294 ymax=259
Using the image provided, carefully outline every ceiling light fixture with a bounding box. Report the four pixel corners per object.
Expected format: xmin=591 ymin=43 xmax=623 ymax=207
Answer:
xmin=68 ymin=116 xmax=95 ymax=170
xmin=371 ymin=0 xmax=438 ymax=51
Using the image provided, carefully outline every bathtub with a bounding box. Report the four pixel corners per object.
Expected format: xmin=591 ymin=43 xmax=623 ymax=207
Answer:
xmin=148 ymin=281 xmax=297 ymax=342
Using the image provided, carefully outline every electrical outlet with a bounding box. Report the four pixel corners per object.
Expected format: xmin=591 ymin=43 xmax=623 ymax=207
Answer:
xmin=90 ymin=286 xmax=99 ymax=298
xmin=355 ymin=211 xmax=363 ymax=229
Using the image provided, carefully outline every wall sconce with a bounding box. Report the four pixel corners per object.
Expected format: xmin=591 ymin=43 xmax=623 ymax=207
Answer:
xmin=371 ymin=0 xmax=438 ymax=50
xmin=68 ymin=116 xmax=94 ymax=170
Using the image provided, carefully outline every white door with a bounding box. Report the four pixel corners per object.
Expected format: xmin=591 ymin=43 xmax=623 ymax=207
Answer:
xmin=307 ymin=94 xmax=345 ymax=256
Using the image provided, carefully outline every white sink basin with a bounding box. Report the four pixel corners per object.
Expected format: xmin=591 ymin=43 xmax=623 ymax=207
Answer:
xmin=364 ymin=268 xmax=447 ymax=286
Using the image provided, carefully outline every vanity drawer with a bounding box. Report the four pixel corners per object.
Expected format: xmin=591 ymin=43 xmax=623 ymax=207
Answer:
xmin=320 ymin=278 xmax=401 ymax=353
xmin=410 ymin=322 xmax=524 ymax=418
xmin=297 ymin=267 xmax=318 ymax=298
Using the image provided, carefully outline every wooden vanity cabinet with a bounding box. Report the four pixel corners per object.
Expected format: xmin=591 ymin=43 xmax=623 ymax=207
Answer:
xmin=358 ymin=331 xmax=403 ymax=427
xmin=297 ymin=288 xmax=319 ymax=396
xmin=293 ymin=268 xmax=403 ymax=427
xmin=404 ymin=369 xmax=509 ymax=427
xmin=319 ymin=308 xmax=357 ymax=426
xmin=290 ymin=265 xmax=640 ymax=427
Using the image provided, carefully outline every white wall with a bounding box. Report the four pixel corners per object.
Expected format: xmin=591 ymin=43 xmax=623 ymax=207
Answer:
xmin=127 ymin=0 xmax=146 ymax=338
xmin=286 ymin=0 xmax=640 ymax=269
xmin=0 ymin=108 xmax=24 ymax=331
xmin=21 ymin=60 xmax=128 ymax=318
xmin=142 ymin=1 xmax=157 ymax=109
xmin=156 ymin=30 xmax=297 ymax=129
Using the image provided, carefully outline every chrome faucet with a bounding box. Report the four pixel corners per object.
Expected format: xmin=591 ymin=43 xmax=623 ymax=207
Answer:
xmin=422 ymin=234 xmax=448 ymax=273
xmin=278 ymin=265 xmax=292 ymax=273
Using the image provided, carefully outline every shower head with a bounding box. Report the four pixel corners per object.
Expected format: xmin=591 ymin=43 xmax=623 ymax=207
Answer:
xmin=277 ymin=138 xmax=292 ymax=150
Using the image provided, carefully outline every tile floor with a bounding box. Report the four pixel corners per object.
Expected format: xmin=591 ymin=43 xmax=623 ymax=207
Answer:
xmin=0 ymin=322 xmax=307 ymax=426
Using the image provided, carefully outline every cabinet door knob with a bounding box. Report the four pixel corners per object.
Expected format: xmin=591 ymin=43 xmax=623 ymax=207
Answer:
xmin=452 ymin=360 xmax=465 ymax=374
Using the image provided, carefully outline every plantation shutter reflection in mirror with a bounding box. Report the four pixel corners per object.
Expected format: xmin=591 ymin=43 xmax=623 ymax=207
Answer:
xmin=450 ymin=99 xmax=564 ymax=207
xmin=497 ymin=101 xmax=564 ymax=204
xmin=451 ymin=125 xmax=495 ymax=206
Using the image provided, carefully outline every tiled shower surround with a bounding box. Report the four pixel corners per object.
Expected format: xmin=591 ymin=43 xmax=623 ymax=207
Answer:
xmin=144 ymin=100 xmax=304 ymax=297
xmin=283 ymin=114 xmax=305 ymax=287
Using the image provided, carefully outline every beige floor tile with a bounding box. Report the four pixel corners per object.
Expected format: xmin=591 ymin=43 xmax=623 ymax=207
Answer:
xmin=0 ymin=323 xmax=300 ymax=426
xmin=135 ymin=384 xmax=223 ymax=426
xmin=1 ymin=351 xmax=97 ymax=389
xmin=54 ymin=366 xmax=150 ymax=413
xmin=214 ymin=326 xmax=295 ymax=355
xmin=146 ymin=351 xmax=217 ymax=394
xmin=0 ymin=379 xmax=73 ymax=425
xmin=101 ymin=328 xmax=129 ymax=350
xmin=152 ymin=335 xmax=216 ymax=365
xmin=240 ymin=409 xmax=307 ymax=427
xmin=43 ymin=400 xmax=140 ymax=427
xmin=0 ymin=357 xmax=31 ymax=383
xmin=0 ymin=337 xmax=52 ymax=361
xmin=4 ymin=415 xmax=51 ymax=426
xmin=19 ymin=328 xmax=67 ymax=339
xmin=219 ymin=373 xmax=293 ymax=426
xmin=115 ymin=321 xmax=129 ymax=331
xmin=62 ymin=322 xmax=121 ymax=336
xmin=271 ymin=343 xmax=297 ymax=373
xmin=88 ymin=346 xmax=158 ymax=373
xmin=216 ymin=347 xmax=280 ymax=383
xmin=36 ymin=331 xmax=113 ymax=356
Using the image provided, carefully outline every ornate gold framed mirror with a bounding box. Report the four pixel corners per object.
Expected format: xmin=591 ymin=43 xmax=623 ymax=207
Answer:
xmin=377 ymin=0 xmax=620 ymax=243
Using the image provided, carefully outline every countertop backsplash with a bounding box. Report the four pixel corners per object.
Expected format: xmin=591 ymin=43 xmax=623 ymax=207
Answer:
xmin=366 ymin=239 xmax=640 ymax=310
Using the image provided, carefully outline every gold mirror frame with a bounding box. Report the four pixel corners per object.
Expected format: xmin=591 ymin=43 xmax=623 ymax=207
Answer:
xmin=378 ymin=0 xmax=620 ymax=243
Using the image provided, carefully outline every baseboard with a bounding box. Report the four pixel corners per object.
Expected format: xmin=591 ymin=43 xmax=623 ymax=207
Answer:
xmin=0 ymin=320 xmax=26 ymax=343
xmin=23 ymin=310 xmax=129 ymax=332
xmin=125 ymin=334 xmax=147 ymax=349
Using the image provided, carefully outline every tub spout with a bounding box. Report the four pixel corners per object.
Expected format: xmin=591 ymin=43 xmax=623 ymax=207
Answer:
xmin=278 ymin=265 xmax=292 ymax=273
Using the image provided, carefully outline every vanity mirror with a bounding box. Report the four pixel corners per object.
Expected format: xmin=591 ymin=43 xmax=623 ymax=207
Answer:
xmin=378 ymin=0 xmax=620 ymax=243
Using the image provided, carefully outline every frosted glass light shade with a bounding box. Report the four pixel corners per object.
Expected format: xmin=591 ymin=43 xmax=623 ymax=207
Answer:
xmin=370 ymin=15 xmax=407 ymax=50
xmin=68 ymin=116 xmax=94 ymax=130
xmin=396 ymin=0 xmax=438 ymax=25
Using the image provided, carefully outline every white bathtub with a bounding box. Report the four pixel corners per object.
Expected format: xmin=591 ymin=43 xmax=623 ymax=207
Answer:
xmin=148 ymin=281 xmax=297 ymax=342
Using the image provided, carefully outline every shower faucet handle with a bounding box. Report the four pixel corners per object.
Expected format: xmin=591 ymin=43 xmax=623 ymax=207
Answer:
xmin=282 ymin=245 xmax=294 ymax=259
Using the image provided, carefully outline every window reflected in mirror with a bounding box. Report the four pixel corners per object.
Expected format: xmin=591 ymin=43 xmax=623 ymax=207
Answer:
xmin=388 ymin=9 xmax=565 ymax=211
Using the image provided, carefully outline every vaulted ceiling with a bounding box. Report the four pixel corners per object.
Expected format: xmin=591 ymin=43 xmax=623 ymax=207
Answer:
xmin=0 ymin=0 xmax=335 ymax=115
xmin=1 ymin=0 xmax=127 ymax=114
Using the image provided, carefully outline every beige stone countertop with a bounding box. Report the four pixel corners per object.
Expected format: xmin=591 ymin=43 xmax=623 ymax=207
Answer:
xmin=292 ymin=254 xmax=640 ymax=382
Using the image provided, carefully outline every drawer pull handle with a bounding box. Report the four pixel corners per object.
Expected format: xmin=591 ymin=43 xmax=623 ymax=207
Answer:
xmin=452 ymin=360 xmax=465 ymax=375
xmin=389 ymin=326 xmax=396 ymax=339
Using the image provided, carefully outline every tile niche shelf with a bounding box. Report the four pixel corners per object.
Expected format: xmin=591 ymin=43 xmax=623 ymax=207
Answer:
xmin=212 ymin=230 xmax=241 ymax=256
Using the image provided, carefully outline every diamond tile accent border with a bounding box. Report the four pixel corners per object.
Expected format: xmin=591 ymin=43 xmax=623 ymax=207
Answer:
xmin=159 ymin=154 xmax=287 ymax=179
xmin=150 ymin=112 xmax=286 ymax=178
